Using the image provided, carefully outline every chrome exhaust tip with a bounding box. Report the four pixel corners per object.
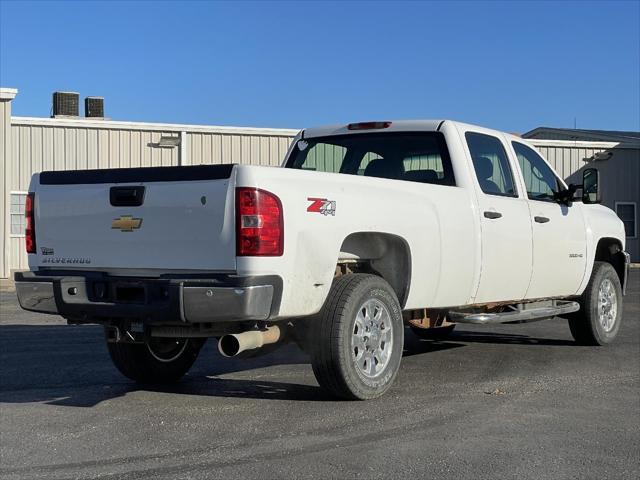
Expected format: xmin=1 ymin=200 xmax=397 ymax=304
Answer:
xmin=218 ymin=325 xmax=282 ymax=357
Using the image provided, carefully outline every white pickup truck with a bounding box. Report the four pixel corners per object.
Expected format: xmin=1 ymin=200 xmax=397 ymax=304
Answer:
xmin=15 ymin=120 xmax=630 ymax=400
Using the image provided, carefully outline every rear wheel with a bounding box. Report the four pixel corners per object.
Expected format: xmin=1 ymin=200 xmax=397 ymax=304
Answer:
xmin=107 ymin=335 xmax=205 ymax=384
xmin=310 ymin=274 xmax=404 ymax=400
xmin=568 ymin=261 xmax=623 ymax=346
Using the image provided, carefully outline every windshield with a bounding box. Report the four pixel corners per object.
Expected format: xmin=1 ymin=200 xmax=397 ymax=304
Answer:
xmin=285 ymin=132 xmax=456 ymax=187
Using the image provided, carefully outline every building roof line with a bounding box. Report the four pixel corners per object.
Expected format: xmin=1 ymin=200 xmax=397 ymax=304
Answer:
xmin=11 ymin=116 xmax=300 ymax=137
xmin=523 ymin=126 xmax=640 ymax=144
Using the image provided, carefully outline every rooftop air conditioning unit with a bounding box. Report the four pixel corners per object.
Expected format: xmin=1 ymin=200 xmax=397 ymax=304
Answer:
xmin=52 ymin=91 xmax=79 ymax=117
xmin=85 ymin=96 xmax=104 ymax=118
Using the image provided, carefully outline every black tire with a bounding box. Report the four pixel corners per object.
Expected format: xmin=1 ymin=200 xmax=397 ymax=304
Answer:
xmin=568 ymin=261 xmax=623 ymax=346
xmin=107 ymin=335 xmax=205 ymax=384
xmin=410 ymin=324 xmax=456 ymax=340
xmin=310 ymin=274 xmax=404 ymax=400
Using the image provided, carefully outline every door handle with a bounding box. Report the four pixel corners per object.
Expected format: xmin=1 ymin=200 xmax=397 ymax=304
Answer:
xmin=534 ymin=216 xmax=550 ymax=224
xmin=483 ymin=211 xmax=502 ymax=219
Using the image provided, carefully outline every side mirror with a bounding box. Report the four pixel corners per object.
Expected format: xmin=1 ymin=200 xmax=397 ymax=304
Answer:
xmin=554 ymin=183 xmax=578 ymax=206
xmin=582 ymin=168 xmax=601 ymax=204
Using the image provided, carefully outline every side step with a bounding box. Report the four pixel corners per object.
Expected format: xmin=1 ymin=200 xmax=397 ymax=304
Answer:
xmin=449 ymin=300 xmax=579 ymax=325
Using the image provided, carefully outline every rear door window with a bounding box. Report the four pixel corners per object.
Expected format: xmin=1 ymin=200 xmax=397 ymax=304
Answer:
xmin=465 ymin=132 xmax=517 ymax=197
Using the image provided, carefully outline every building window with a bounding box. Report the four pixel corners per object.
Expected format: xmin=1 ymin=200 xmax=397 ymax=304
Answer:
xmin=10 ymin=192 xmax=27 ymax=236
xmin=616 ymin=202 xmax=637 ymax=238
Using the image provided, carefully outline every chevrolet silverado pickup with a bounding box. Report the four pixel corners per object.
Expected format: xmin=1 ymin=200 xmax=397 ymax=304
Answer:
xmin=15 ymin=120 xmax=630 ymax=400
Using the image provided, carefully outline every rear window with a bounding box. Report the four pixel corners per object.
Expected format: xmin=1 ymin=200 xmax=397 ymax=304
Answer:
xmin=285 ymin=132 xmax=455 ymax=186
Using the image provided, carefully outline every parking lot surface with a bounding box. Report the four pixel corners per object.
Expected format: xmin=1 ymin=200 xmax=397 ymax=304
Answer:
xmin=1 ymin=272 xmax=638 ymax=479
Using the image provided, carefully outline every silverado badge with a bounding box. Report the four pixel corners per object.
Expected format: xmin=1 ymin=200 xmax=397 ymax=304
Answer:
xmin=112 ymin=215 xmax=142 ymax=232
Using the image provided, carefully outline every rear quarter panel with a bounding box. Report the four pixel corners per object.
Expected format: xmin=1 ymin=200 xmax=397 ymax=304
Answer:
xmin=235 ymin=165 xmax=478 ymax=318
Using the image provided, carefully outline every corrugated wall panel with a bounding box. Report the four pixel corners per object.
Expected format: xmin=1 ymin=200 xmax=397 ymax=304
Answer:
xmin=131 ymin=131 xmax=140 ymax=167
xmin=279 ymin=137 xmax=291 ymax=165
xmin=536 ymin=145 xmax=608 ymax=184
xmin=31 ymin=127 xmax=43 ymax=185
xmin=231 ymin=135 xmax=241 ymax=162
xmin=19 ymin=126 xmax=31 ymax=189
xmin=202 ymin=133 xmax=212 ymax=165
xmin=87 ymin=129 xmax=98 ymax=169
xmin=54 ymin=127 xmax=65 ymax=170
xmin=11 ymin=127 xmax=20 ymax=190
xmin=98 ymin=129 xmax=109 ymax=168
xmin=269 ymin=136 xmax=280 ymax=166
xmin=75 ymin=128 xmax=86 ymax=170
xmin=211 ymin=134 xmax=222 ymax=164
xmin=191 ymin=133 xmax=203 ymax=165
xmin=241 ymin=136 xmax=252 ymax=164
xmin=65 ymin=128 xmax=76 ymax=171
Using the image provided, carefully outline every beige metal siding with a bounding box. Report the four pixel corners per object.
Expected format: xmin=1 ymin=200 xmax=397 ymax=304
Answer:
xmin=533 ymin=145 xmax=609 ymax=183
xmin=184 ymin=133 xmax=291 ymax=166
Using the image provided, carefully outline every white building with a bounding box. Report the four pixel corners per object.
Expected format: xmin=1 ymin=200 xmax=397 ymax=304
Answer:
xmin=1 ymin=87 xmax=638 ymax=279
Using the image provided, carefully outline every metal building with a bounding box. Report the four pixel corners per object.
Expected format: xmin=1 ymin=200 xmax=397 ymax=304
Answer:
xmin=1 ymin=87 xmax=638 ymax=279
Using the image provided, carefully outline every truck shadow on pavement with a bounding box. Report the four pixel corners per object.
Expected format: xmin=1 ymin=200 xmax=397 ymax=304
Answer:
xmin=0 ymin=323 xmax=574 ymax=407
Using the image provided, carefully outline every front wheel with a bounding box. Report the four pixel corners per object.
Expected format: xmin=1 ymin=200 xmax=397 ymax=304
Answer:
xmin=107 ymin=335 xmax=205 ymax=384
xmin=310 ymin=274 xmax=404 ymax=400
xmin=568 ymin=261 xmax=623 ymax=346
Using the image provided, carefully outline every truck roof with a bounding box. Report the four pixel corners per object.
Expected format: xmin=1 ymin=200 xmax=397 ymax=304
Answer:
xmin=302 ymin=120 xmax=527 ymax=145
xmin=303 ymin=120 xmax=445 ymax=138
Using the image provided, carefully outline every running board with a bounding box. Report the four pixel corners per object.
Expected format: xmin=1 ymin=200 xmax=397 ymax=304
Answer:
xmin=449 ymin=300 xmax=580 ymax=325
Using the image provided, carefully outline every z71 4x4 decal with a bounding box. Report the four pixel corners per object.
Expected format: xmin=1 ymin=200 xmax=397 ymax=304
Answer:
xmin=307 ymin=197 xmax=336 ymax=216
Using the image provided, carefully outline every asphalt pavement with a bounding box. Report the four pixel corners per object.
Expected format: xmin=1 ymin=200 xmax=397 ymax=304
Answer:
xmin=1 ymin=272 xmax=638 ymax=479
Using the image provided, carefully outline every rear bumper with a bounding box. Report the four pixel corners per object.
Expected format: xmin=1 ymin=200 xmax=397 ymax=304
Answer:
xmin=14 ymin=271 xmax=281 ymax=324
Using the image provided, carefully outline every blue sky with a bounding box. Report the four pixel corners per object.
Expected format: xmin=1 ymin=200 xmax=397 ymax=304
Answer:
xmin=1 ymin=0 xmax=638 ymax=133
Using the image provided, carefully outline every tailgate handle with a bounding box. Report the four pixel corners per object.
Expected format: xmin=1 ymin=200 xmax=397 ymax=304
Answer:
xmin=110 ymin=186 xmax=145 ymax=207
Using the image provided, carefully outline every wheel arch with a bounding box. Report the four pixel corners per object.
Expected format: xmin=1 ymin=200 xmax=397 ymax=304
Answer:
xmin=338 ymin=232 xmax=412 ymax=308
xmin=594 ymin=237 xmax=626 ymax=289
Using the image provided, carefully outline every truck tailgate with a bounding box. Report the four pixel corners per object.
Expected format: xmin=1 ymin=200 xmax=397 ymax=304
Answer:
xmin=33 ymin=165 xmax=237 ymax=272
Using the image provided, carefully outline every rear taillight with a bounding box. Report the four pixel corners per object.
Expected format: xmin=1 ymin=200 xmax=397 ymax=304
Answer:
xmin=236 ymin=187 xmax=283 ymax=256
xmin=25 ymin=193 xmax=36 ymax=254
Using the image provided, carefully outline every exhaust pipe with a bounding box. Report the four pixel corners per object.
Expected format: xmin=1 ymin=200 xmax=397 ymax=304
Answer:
xmin=218 ymin=325 xmax=282 ymax=357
